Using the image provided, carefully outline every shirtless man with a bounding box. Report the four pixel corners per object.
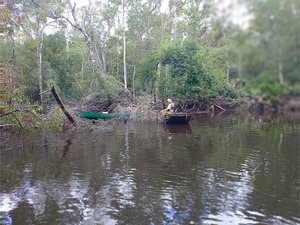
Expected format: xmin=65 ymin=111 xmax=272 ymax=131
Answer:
xmin=161 ymin=99 xmax=175 ymax=115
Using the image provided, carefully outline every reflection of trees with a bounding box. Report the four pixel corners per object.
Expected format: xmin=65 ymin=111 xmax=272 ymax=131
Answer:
xmin=10 ymin=201 xmax=36 ymax=224
xmin=244 ymin=130 xmax=300 ymax=223
xmin=192 ymin=114 xmax=300 ymax=224
xmin=0 ymin=117 xmax=299 ymax=224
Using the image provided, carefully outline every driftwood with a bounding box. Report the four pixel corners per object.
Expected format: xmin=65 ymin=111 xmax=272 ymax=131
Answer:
xmin=213 ymin=104 xmax=226 ymax=112
xmin=50 ymin=86 xmax=77 ymax=125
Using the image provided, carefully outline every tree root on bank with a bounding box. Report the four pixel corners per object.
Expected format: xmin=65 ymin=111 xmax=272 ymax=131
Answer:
xmin=173 ymin=98 xmax=239 ymax=114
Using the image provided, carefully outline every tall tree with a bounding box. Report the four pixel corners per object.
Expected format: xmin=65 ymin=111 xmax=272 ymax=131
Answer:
xmin=238 ymin=0 xmax=300 ymax=85
xmin=122 ymin=0 xmax=127 ymax=90
xmin=7 ymin=0 xmax=58 ymax=104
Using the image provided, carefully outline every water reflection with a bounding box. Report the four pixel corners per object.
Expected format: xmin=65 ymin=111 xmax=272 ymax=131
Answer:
xmin=165 ymin=124 xmax=192 ymax=134
xmin=60 ymin=138 xmax=72 ymax=163
xmin=0 ymin=115 xmax=299 ymax=225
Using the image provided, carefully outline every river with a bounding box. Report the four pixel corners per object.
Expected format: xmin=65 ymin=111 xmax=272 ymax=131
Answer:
xmin=0 ymin=113 xmax=299 ymax=225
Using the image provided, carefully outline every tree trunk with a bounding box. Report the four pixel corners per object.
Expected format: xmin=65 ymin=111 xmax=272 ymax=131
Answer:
xmin=51 ymin=86 xmax=77 ymax=125
xmin=38 ymin=36 xmax=44 ymax=105
xmin=9 ymin=36 xmax=16 ymax=64
xmin=99 ymin=48 xmax=107 ymax=77
xmin=123 ymin=33 xmax=127 ymax=90
xmin=123 ymin=0 xmax=127 ymax=90
xmin=277 ymin=40 xmax=284 ymax=84
xmin=222 ymin=28 xmax=230 ymax=81
xmin=132 ymin=65 xmax=136 ymax=97
xmin=155 ymin=63 xmax=161 ymax=102
xmin=60 ymin=0 xmax=96 ymax=64
xmin=298 ymin=30 xmax=300 ymax=79
xmin=238 ymin=50 xmax=242 ymax=79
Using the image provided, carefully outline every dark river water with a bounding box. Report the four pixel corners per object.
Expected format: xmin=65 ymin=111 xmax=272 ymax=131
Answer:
xmin=0 ymin=113 xmax=299 ymax=225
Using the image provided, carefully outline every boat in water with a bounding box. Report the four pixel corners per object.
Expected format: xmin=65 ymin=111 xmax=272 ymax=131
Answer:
xmin=77 ymin=110 xmax=130 ymax=120
xmin=77 ymin=110 xmax=191 ymax=124
xmin=164 ymin=113 xmax=191 ymax=124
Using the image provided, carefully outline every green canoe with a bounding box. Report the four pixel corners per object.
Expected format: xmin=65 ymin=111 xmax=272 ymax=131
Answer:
xmin=77 ymin=110 xmax=130 ymax=120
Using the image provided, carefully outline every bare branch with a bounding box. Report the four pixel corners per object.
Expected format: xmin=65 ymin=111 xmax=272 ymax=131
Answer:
xmin=31 ymin=0 xmax=41 ymax=8
xmin=0 ymin=110 xmax=20 ymax=117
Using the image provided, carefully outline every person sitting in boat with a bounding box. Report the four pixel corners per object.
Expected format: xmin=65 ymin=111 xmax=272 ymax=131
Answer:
xmin=161 ymin=99 xmax=175 ymax=115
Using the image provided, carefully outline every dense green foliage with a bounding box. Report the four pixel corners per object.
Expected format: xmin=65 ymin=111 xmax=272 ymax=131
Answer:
xmin=159 ymin=40 xmax=234 ymax=100
xmin=232 ymin=0 xmax=300 ymax=96
xmin=3 ymin=88 xmax=64 ymax=133
xmin=3 ymin=0 xmax=300 ymax=107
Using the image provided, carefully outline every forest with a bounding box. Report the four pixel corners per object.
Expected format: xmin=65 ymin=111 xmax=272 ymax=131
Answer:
xmin=1 ymin=0 xmax=300 ymax=131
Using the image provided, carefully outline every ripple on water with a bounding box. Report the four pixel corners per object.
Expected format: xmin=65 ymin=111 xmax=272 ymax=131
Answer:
xmin=202 ymin=211 xmax=262 ymax=225
xmin=0 ymin=116 xmax=299 ymax=225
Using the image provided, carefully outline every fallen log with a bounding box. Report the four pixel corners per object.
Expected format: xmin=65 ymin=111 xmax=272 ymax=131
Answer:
xmin=50 ymin=86 xmax=77 ymax=125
